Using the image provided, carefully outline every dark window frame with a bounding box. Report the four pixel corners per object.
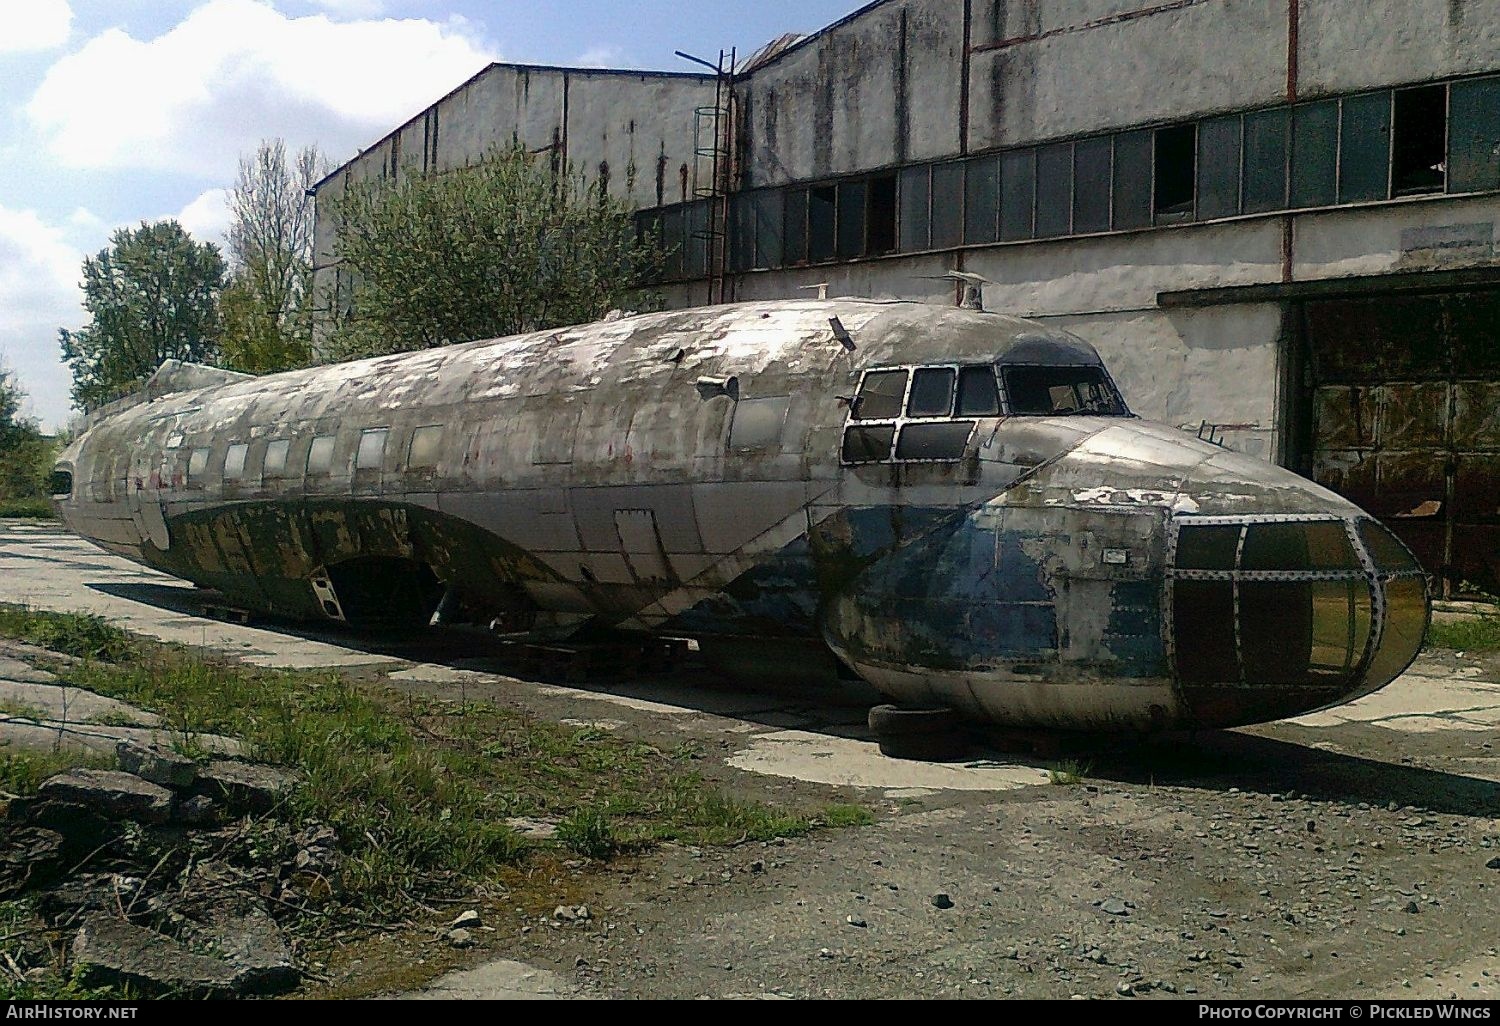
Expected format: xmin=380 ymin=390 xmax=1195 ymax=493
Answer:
xmin=840 ymin=363 xmax=1000 ymax=465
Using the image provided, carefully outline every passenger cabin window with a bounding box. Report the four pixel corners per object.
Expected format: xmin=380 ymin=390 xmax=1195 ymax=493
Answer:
xmin=306 ymin=435 xmax=335 ymax=475
xmin=264 ymin=439 xmax=290 ymax=477
xmin=1002 ymin=365 xmax=1127 ymax=416
xmin=409 ymin=425 xmax=443 ymax=468
xmin=842 ymin=364 xmax=998 ymax=465
xmin=729 ymin=397 xmax=790 ymax=451
xmin=356 ymin=428 xmax=388 ymax=470
xmin=187 ymin=447 xmax=211 ymax=487
xmin=223 ymin=443 xmax=249 ymax=482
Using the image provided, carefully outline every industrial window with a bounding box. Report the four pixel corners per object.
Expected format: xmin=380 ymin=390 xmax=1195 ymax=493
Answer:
xmin=659 ymin=207 xmax=684 ymax=279
xmin=223 ymin=443 xmax=249 ymax=482
xmin=1036 ymin=143 xmax=1073 ymax=238
xmin=683 ymin=201 xmax=709 ymax=277
xmin=730 ymin=193 xmax=755 ymax=272
xmin=1339 ymin=91 xmax=1393 ymax=203
xmin=930 ymin=162 xmax=965 ymax=249
xmin=1449 ymin=77 xmax=1500 ymax=193
xmin=965 ymin=155 xmax=1000 ymax=245
xmin=1154 ymin=124 xmax=1197 ymax=221
xmin=1111 ymin=130 xmax=1153 ymax=230
xmin=729 ymin=396 xmax=790 ymax=451
xmin=1291 ymin=100 xmax=1339 ymax=209
xmin=753 ymin=189 xmax=785 ymax=268
xmin=1000 ymin=149 xmax=1037 ymax=241
xmin=956 ymin=366 xmax=1001 ymax=417
xmin=409 ymin=425 xmax=443 ymax=468
xmin=784 ymin=187 xmax=809 ymax=264
xmin=1242 ymin=107 xmax=1290 ymax=213
xmin=356 ymin=428 xmax=388 ymax=470
xmin=1073 ymin=136 xmax=1112 ymax=234
xmin=306 ymin=435 xmax=335 ymax=475
xmin=867 ymin=173 xmax=898 ymax=255
xmin=898 ymin=165 xmax=931 ymax=252
xmin=852 ymin=369 xmax=908 ymax=420
xmin=906 ymin=368 xmax=956 ymax=418
xmin=837 ymin=179 xmax=866 ymax=261
xmin=1392 ymin=85 xmax=1448 ymax=196
xmin=187 ymin=447 xmax=211 ymax=487
xmin=1197 ymin=115 xmax=1242 ymax=220
xmin=808 ymin=185 xmax=836 ymax=262
xmin=263 ymin=439 xmax=290 ymax=477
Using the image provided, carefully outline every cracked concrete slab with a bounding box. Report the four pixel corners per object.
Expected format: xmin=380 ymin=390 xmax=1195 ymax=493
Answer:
xmin=398 ymin=959 xmax=574 ymax=1000
xmin=727 ymin=730 xmax=1053 ymax=791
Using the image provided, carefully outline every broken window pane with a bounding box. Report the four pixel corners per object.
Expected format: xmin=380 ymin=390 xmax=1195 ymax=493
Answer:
xmin=854 ymin=369 xmax=908 ymax=420
xmin=1036 ymin=142 xmax=1074 ymax=238
xmin=1176 ymin=524 xmax=1241 ymax=570
xmin=1340 ymin=90 xmax=1393 ymax=203
xmin=306 ymin=435 xmax=335 ymax=475
xmin=223 ymin=443 xmax=248 ymax=481
xmin=965 ymin=154 xmax=1000 ymax=245
xmin=1154 ymin=123 xmax=1197 ymax=221
xmin=264 ymin=439 xmax=289 ymax=477
xmin=931 ymin=162 xmax=965 ymax=249
xmin=356 ymin=428 xmax=388 ymax=470
xmin=1112 ymin=130 xmax=1154 ymax=230
xmin=1073 ymin=136 xmax=1112 ymax=234
xmin=409 ymin=425 xmax=443 ymax=468
xmin=1243 ymin=107 xmax=1289 ymax=213
xmin=1197 ymin=115 xmax=1242 ymax=220
xmin=1291 ymin=100 xmax=1339 ymax=208
xmin=898 ymin=165 xmax=931 ymax=252
xmin=784 ymin=188 xmax=809 ymax=264
xmin=896 ymin=421 xmax=973 ymax=461
xmin=867 ymin=174 xmax=897 ymax=255
xmin=1392 ymin=85 xmax=1448 ymax=196
xmin=842 ymin=425 xmax=896 ymax=463
xmin=808 ymin=185 xmax=836 ymax=262
xmin=1448 ymin=76 xmax=1500 ymax=193
xmin=837 ymin=179 xmax=867 ymax=260
xmin=1001 ymin=148 xmax=1037 ymax=241
xmin=907 ymin=368 xmax=956 ymax=418
xmin=956 ymin=366 xmax=1001 ymax=416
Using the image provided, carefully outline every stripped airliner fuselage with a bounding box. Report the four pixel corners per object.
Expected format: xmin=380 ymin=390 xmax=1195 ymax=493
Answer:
xmin=52 ymin=300 xmax=1428 ymax=732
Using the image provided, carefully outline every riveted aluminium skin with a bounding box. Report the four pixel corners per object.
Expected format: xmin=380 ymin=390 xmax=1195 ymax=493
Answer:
xmin=51 ymin=299 xmax=1429 ymax=733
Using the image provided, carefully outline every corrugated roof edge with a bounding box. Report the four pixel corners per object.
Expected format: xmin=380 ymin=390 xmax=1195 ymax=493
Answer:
xmin=309 ymin=61 xmax=721 ymax=194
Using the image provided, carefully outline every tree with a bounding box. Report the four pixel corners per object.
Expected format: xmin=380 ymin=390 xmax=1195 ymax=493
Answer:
xmin=220 ymin=139 xmax=326 ymax=373
xmin=59 ymin=221 xmax=225 ymax=411
xmin=0 ymin=369 xmax=53 ymax=503
xmin=326 ymin=143 xmax=660 ymax=359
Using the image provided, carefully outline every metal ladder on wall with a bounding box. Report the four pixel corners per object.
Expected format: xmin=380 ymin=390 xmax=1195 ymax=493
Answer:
xmin=688 ymin=49 xmax=736 ymax=306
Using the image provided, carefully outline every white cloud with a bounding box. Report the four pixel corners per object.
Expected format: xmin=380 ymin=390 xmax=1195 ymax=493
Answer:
xmin=174 ymin=188 xmax=233 ymax=251
xmin=26 ymin=0 xmax=497 ymax=176
xmin=575 ymin=45 xmax=624 ymax=69
xmin=306 ymin=0 xmax=385 ymax=17
xmin=0 ymin=0 xmax=72 ymax=54
xmin=0 ymin=205 xmax=86 ymax=429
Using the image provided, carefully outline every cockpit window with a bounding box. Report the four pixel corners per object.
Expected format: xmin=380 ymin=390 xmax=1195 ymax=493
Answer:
xmin=1002 ymin=365 xmax=1127 ymax=416
xmin=907 ymin=368 xmax=955 ymax=418
xmin=853 ymin=369 xmax=908 ymax=420
xmin=956 ymin=366 xmax=1001 ymax=416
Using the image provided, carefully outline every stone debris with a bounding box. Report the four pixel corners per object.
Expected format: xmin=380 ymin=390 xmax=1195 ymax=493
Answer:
xmin=37 ymin=769 xmax=174 ymax=825
xmin=194 ymin=760 xmax=301 ymax=814
xmin=448 ymin=928 xmax=475 ymax=949
xmin=451 ymin=909 xmax=482 ymax=930
xmin=930 ymin=892 xmax=954 ymax=910
xmin=116 ymin=740 xmax=195 ymax=788
xmin=0 ymin=827 xmax=64 ymax=898
xmin=73 ymin=915 xmax=240 ymax=997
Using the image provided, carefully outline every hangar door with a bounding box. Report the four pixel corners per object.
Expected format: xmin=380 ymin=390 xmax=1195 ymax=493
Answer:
xmin=1305 ymin=291 xmax=1500 ymax=597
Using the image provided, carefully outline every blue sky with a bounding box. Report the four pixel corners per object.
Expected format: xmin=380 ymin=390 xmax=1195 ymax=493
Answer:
xmin=0 ymin=0 xmax=867 ymax=429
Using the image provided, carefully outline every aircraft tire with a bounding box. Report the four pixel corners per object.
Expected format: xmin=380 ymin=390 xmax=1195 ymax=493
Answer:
xmin=868 ymin=705 xmax=966 ymax=761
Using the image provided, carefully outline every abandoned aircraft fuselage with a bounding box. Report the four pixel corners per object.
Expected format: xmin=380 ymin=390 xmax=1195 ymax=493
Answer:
xmin=52 ymin=300 xmax=1428 ymax=732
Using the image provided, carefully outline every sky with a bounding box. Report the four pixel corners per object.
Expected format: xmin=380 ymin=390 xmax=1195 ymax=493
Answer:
xmin=0 ymin=0 xmax=867 ymax=430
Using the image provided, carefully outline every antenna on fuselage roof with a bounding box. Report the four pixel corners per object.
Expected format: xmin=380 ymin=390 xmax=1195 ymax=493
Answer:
xmin=917 ymin=270 xmax=990 ymax=311
xmin=799 ymin=282 xmax=830 ymax=300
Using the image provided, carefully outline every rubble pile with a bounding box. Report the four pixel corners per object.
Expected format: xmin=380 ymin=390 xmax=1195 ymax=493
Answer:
xmin=0 ymin=740 xmax=327 ymax=996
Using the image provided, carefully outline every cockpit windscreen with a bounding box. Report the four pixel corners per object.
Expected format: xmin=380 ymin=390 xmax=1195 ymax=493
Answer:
xmin=1002 ymin=365 xmax=1128 ymax=416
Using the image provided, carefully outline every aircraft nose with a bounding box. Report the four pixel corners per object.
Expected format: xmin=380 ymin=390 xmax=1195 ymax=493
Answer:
xmin=1167 ymin=514 xmax=1429 ymax=727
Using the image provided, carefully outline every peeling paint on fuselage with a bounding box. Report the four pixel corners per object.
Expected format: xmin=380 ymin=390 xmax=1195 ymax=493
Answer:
xmin=52 ymin=299 xmax=1427 ymax=732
